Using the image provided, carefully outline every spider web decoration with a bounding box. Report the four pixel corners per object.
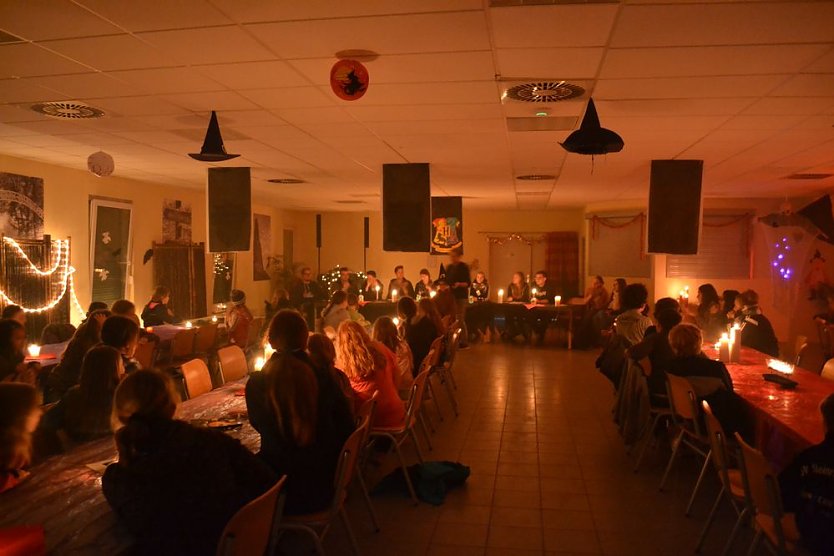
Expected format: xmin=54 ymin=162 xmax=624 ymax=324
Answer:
xmin=761 ymin=224 xmax=815 ymax=315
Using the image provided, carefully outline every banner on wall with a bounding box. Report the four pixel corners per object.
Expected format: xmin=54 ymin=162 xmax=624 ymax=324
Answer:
xmin=431 ymin=196 xmax=463 ymax=255
xmin=0 ymin=171 xmax=44 ymax=239
xmin=162 ymin=199 xmax=192 ymax=243
xmin=253 ymin=213 xmax=272 ymax=281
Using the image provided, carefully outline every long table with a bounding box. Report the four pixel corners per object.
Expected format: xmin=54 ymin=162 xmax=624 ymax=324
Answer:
xmin=473 ymin=302 xmax=582 ymax=349
xmin=705 ymin=346 xmax=834 ymax=469
xmin=0 ymin=378 xmax=256 ymax=555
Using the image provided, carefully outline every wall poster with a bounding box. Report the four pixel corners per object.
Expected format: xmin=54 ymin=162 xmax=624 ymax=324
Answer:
xmin=253 ymin=213 xmax=271 ymax=281
xmin=431 ymin=196 xmax=463 ymax=255
xmin=162 ymin=199 xmax=192 ymax=243
xmin=0 ymin=171 xmax=44 ymax=239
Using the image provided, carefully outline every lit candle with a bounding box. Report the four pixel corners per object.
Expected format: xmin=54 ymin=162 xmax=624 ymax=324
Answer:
xmin=391 ymin=289 xmax=398 ymax=303
xmin=429 ymin=290 xmax=437 ymax=299
xmin=554 ymin=295 xmax=561 ymax=306
xmin=254 ymin=357 xmax=265 ymax=371
xmin=27 ymin=344 xmax=40 ymax=357
xmin=146 ymin=326 xmax=154 ymax=334
xmin=393 ymin=317 xmax=400 ymax=326
xmin=264 ymin=344 xmax=275 ymax=360
xmin=211 ymin=315 xmax=218 ymax=323
xmin=498 ymin=288 xmax=504 ymax=303
xmin=185 ymin=321 xmax=193 ymax=328
xmin=718 ymin=333 xmax=730 ymax=362
xmin=767 ymin=358 xmax=795 ymax=375
xmin=375 ymin=284 xmax=381 ymax=298
xmin=729 ymin=324 xmax=741 ymax=363
xmin=532 ymin=288 xmax=537 ymax=297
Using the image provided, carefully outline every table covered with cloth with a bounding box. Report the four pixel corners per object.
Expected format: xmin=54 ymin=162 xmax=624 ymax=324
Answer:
xmin=0 ymin=378 xmax=256 ymax=555
xmin=467 ymin=301 xmax=582 ymax=349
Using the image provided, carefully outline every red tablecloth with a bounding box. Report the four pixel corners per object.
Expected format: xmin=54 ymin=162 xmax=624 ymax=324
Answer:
xmin=705 ymin=346 xmax=834 ymax=469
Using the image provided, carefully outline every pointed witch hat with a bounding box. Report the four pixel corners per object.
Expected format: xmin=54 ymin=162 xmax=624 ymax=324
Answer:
xmin=188 ymin=111 xmax=239 ymax=161
xmin=560 ymin=98 xmax=624 ymax=156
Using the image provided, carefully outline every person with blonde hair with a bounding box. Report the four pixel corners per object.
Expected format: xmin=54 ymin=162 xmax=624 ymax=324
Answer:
xmin=335 ymin=320 xmax=405 ymax=428
xmin=0 ymin=383 xmax=41 ymax=493
xmin=103 ymin=369 xmax=274 ymax=555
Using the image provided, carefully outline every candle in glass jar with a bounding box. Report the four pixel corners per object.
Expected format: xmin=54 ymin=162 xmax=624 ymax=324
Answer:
xmin=27 ymin=344 xmax=40 ymax=357
xmin=185 ymin=321 xmax=193 ymax=329
xmin=554 ymin=295 xmax=562 ymax=306
xmin=498 ymin=289 xmax=504 ymax=303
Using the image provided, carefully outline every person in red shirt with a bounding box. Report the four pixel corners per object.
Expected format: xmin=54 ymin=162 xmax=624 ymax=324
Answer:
xmin=225 ymin=289 xmax=253 ymax=348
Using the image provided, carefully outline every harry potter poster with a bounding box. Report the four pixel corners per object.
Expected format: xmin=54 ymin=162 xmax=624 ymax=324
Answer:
xmin=431 ymin=196 xmax=463 ymax=255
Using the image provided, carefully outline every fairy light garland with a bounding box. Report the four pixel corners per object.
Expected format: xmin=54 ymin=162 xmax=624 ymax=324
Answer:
xmin=0 ymin=237 xmax=86 ymax=318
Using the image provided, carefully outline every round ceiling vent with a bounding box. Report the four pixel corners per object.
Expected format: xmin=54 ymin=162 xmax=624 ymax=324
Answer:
xmin=30 ymin=101 xmax=105 ymax=119
xmin=267 ymin=178 xmax=306 ymax=184
xmin=505 ymin=81 xmax=584 ymax=103
xmin=517 ymin=174 xmax=556 ymax=181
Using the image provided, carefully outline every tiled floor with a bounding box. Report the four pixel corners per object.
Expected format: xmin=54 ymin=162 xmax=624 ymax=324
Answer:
xmin=314 ymin=343 xmax=751 ymax=556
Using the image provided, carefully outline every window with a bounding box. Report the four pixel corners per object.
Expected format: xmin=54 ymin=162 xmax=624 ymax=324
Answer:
xmin=665 ymin=213 xmax=751 ymax=279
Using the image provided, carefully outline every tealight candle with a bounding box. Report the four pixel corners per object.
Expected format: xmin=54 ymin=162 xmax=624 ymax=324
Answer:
xmin=254 ymin=357 xmax=265 ymax=371
xmin=554 ymin=295 xmax=561 ymax=306
xmin=429 ymin=290 xmax=437 ymax=299
xmin=391 ymin=289 xmax=398 ymax=303
xmin=27 ymin=344 xmax=40 ymax=357
xmin=185 ymin=321 xmax=193 ymax=329
xmin=498 ymin=288 xmax=504 ymax=303
xmin=393 ymin=317 xmax=400 ymax=326
xmin=211 ymin=315 xmax=218 ymax=323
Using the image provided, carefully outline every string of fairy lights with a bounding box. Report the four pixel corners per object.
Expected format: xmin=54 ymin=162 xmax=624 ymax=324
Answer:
xmin=0 ymin=237 xmax=86 ymax=318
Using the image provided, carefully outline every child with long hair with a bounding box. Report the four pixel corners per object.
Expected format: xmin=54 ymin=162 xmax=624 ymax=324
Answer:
xmin=140 ymin=286 xmax=176 ymax=327
xmin=372 ymin=317 xmax=414 ymax=395
xmin=0 ymin=383 xmax=41 ymax=493
xmin=307 ymin=333 xmax=355 ymax=414
xmin=46 ymin=314 xmax=106 ymax=402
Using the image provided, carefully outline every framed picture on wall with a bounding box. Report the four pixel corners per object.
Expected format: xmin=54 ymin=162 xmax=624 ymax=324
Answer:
xmin=89 ymin=197 xmax=133 ymax=306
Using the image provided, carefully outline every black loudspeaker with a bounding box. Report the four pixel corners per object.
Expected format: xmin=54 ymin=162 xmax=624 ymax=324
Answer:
xmin=382 ymin=163 xmax=431 ymax=252
xmin=315 ymin=214 xmax=322 ymax=248
xmin=208 ymin=167 xmax=251 ymax=252
xmin=648 ymin=160 xmax=703 ymax=255
xmin=363 ymin=217 xmax=370 ymax=248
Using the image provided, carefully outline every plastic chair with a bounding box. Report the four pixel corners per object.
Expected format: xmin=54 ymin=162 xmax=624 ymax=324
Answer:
xmin=218 ymin=345 xmax=249 ymax=383
xmin=631 ymin=362 xmax=673 ymax=472
xmin=370 ymin=369 xmax=432 ymax=504
xmin=194 ymin=323 xmax=219 ymax=357
xmin=821 ymin=358 xmax=834 ymax=381
xmin=275 ymin=418 xmax=369 ymax=556
xmin=659 ymin=374 xmax=712 ymax=517
xmin=354 ymin=392 xmax=380 ymax=532
xmin=216 ymin=475 xmax=287 ymax=556
xmin=168 ymin=328 xmax=197 ymax=363
xmin=134 ymin=337 xmax=158 ymax=370
xmin=181 ymin=358 xmax=213 ymax=399
xmin=695 ymin=401 xmax=750 ymax=555
xmin=734 ymin=432 xmax=802 ymax=555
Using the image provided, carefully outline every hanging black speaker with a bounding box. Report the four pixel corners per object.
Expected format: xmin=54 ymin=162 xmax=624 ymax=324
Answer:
xmin=316 ymin=214 xmax=322 ymax=248
xmin=363 ymin=217 xmax=370 ymax=249
xmin=648 ymin=160 xmax=703 ymax=255
xmin=382 ymin=163 xmax=431 ymax=252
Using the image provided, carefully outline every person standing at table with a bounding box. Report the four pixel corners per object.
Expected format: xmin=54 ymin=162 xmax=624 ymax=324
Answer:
xmin=386 ymin=265 xmax=415 ymax=300
xmin=737 ymin=289 xmax=780 ymax=357
xmin=290 ymin=267 xmax=324 ymax=329
xmin=140 ymin=286 xmax=176 ymax=327
xmin=225 ymin=289 xmax=253 ymax=348
xmin=415 ymin=268 xmax=434 ymax=299
xmin=337 ymin=267 xmax=358 ymax=296
xmin=445 ymin=249 xmax=471 ymax=347
xmin=360 ymin=270 xmax=383 ymax=301
xmin=779 ymin=393 xmax=834 ymax=555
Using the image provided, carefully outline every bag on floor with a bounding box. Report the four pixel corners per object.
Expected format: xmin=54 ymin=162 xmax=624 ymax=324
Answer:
xmin=372 ymin=460 xmax=470 ymax=505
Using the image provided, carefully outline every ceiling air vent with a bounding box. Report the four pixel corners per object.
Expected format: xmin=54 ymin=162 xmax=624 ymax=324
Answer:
xmin=504 ymin=81 xmax=585 ymax=103
xmin=784 ymin=173 xmax=833 ymax=180
xmin=30 ymin=101 xmax=105 ymax=120
xmin=517 ymin=174 xmax=556 ymax=181
xmin=267 ymin=178 xmax=306 ymax=184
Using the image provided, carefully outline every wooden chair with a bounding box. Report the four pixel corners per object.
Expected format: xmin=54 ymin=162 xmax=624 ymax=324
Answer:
xmin=821 ymin=357 xmax=834 ymax=381
xmin=216 ymin=475 xmax=287 ymax=556
xmin=354 ymin=392 xmax=380 ymax=532
xmin=194 ymin=323 xmax=219 ymax=357
xmin=275 ymin=418 xmax=369 ymax=556
xmin=659 ymin=374 xmax=712 ymax=517
xmin=180 ymin=358 xmax=213 ymax=399
xmin=168 ymin=328 xmax=197 ymax=364
xmin=695 ymin=401 xmax=750 ymax=555
xmin=218 ymin=345 xmax=249 ymax=383
xmin=734 ymin=432 xmax=803 ymax=555
xmin=794 ymin=335 xmax=809 ymax=367
xmin=134 ymin=336 xmax=158 ymax=370
xmin=370 ymin=369 xmax=432 ymax=504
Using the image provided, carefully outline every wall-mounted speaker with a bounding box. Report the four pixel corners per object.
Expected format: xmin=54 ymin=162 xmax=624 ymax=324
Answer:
xmin=363 ymin=217 xmax=370 ymax=249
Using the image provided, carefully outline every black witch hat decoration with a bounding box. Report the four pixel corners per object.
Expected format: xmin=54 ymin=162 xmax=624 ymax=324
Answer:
xmin=560 ymin=98 xmax=624 ymax=156
xmin=188 ymin=111 xmax=239 ymax=161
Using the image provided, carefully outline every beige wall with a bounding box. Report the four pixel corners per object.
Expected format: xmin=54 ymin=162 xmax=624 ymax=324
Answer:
xmin=0 ymin=154 xmax=287 ymax=323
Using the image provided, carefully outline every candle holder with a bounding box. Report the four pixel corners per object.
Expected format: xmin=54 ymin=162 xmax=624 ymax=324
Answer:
xmin=27 ymin=344 xmax=41 ymax=357
xmin=498 ymin=289 xmax=504 ymax=303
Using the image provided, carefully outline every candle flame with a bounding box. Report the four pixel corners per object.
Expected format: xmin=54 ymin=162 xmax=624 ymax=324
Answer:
xmin=767 ymin=358 xmax=794 ymax=374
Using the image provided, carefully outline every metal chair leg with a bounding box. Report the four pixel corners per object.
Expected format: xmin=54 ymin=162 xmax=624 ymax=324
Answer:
xmin=428 ymin=378 xmax=444 ymax=422
xmin=633 ymin=413 xmax=661 ymax=472
xmin=660 ymin=430 xmax=684 ymax=491
xmin=722 ymin=506 xmax=750 ymax=556
xmin=695 ymin=486 xmax=725 ymax=552
xmin=441 ymin=369 xmax=459 ymax=416
xmin=339 ymin=507 xmax=361 ymax=556
xmin=746 ymin=530 xmax=762 ymax=556
xmin=391 ymin=437 xmax=418 ymax=504
xmin=686 ymin=449 xmax=712 ymax=516
xmin=409 ymin=429 xmax=425 ymax=463
xmin=355 ymin=471 xmax=380 ymax=532
xmin=445 ymin=363 xmax=458 ymax=390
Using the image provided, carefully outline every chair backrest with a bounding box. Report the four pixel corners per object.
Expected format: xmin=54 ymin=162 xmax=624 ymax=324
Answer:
xmin=795 ymin=341 xmax=810 ymax=368
xmin=404 ymin=369 xmax=431 ymax=428
xmin=134 ymin=337 xmax=158 ymax=370
xmin=195 ymin=323 xmax=219 ymax=353
xmin=734 ymin=432 xmax=788 ymax=548
xmin=666 ymin=374 xmax=701 ymax=432
xmin=216 ymin=475 xmax=286 ymax=556
xmin=218 ymin=345 xmax=249 ymax=383
xmin=181 ymin=358 xmax=213 ymax=399
xmin=247 ymin=317 xmax=265 ymax=349
xmin=327 ymin=417 xmax=369 ymax=515
xmin=822 ymin=358 xmax=834 ymax=381
xmin=445 ymin=329 xmax=461 ymax=368
xmin=171 ymin=328 xmax=197 ymax=358
xmin=355 ymin=391 xmax=378 ymax=466
xmin=702 ymin=401 xmax=734 ymax=491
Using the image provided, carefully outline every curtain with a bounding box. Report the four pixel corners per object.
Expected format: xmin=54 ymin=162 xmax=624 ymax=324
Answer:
xmin=545 ymin=232 xmax=580 ymax=298
xmin=152 ymin=242 xmax=207 ymax=319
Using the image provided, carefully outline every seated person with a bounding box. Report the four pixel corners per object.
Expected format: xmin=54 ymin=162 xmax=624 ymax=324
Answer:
xmin=264 ymin=288 xmax=291 ymax=324
xmin=289 ymin=267 xmax=324 ymax=307
xmin=0 ymin=383 xmax=41 ymax=493
xmin=505 ymin=271 xmax=530 ymax=303
xmin=609 ymin=279 xmax=627 ymax=315
xmin=722 ymin=289 xmax=741 ymax=322
xmin=43 ymin=345 xmax=124 ymax=442
xmin=225 ymin=289 xmax=253 ymax=347
xmin=321 ymin=291 xmax=351 ymax=331
xmin=39 ymin=323 xmax=76 ymax=345
xmin=470 ymin=271 xmax=490 ymax=302
xmin=398 ymin=297 xmax=439 ymax=374
xmin=103 ymin=370 xmax=275 ymax=554
xmin=346 ymin=293 xmax=371 ymax=328
xmin=737 ymin=289 xmax=779 ymax=357
xmin=779 ymin=393 xmax=834 ymax=555
xmin=668 ymin=323 xmax=750 ymax=438
xmin=530 ymin=270 xmax=556 ymax=345
xmin=627 ymin=308 xmax=683 ymax=400
xmin=415 ymin=268 xmax=434 ymax=299
xmin=307 ymin=333 xmax=356 ymax=416
xmin=689 ymin=283 xmax=725 ymax=342
xmin=45 ymin=314 xmax=106 ymax=402
xmin=84 ymin=301 xmax=108 ymax=322
xmin=360 ymin=270 xmax=383 ymax=301
xmin=386 ymin=265 xmax=415 ymax=299
xmin=101 ymin=316 xmax=142 ymax=374
xmin=140 ymin=286 xmax=176 ymax=327
xmin=372 ymin=316 xmax=414 ymax=396
xmin=502 ymin=271 xmax=531 ymax=342
xmin=614 ymin=283 xmax=653 ymax=346
xmin=337 ymin=267 xmax=358 ymax=296
xmin=0 ymin=319 xmax=40 ymax=385
xmin=576 ymin=275 xmax=609 ymax=349
xmin=644 ymin=297 xmax=681 ymax=336
xmin=111 ymin=299 xmax=137 ymax=320
xmin=1 ymin=305 xmax=26 ymax=327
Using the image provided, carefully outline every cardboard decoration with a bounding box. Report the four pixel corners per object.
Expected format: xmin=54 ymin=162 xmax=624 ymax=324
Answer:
xmin=330 ymin=59 xmax=369 ymax=101
xmin=560 ymin=98 xmax=624 ymax=156
xmin=431 ymin=196 xmax=463 ymax=255
xmin=798 ymin=195 xmax=834 ymax=244
xmin=647 ymin=160 xmax=703 ymax=255
xmin=207 ymin=167 xmax=251 ymax=252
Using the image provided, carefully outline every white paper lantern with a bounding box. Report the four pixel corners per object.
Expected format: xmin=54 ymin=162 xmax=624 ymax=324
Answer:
xmin=87 ymin=151 xmax=114 ymax=177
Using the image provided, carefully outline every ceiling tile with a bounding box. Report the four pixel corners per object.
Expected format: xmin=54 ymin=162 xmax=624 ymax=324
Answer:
xmin=0 ymin=1 xmax=119 ymax=40
xmin=770 ymin=74 xmax=834 ymax=97
xmin=594 ymin=75 xmax=779 ymax=100
xmin=0 ymin=78 xmax=66 ymax=104
xmin=347 ymin=81 xmax=498 ymax=105
xmin=245 ymin=11 xmax=490 ymax=59
xmin=595 ymin=98 xmax=750 ymax=117
xmin=490 ymin=4 xmax=618 ymax=48
xmin=344 ymin=103 xmax=503 ymax=122
xmin=213 ymin=0 xmax=482 ymax=23
xmin=75 ymin=0 xmax=232 ymax=31
xmin=42 ymin=35 xmax=178 ymax=71
xmin=79 ymin=95 xmax=189 ymax=117
xmin=139 ymin=27 xmax=275 ymax=65
xmin=0 ymin=43 xmax=91 ymax=78
xmin=161 ymin=91 xmax=260 ymax=112
xmin=743 ymin=97 xmax=834 ymax=115
xmin=194 ymin=61 xmax=308 ymax=90
xmin=495 ymin=48 xmax=604 ymax=79
xmin=238 ymin=87 xmax=335 ymax=109
xmin=26 ymin=72 xmax=142 ymax=99
xmin=272 ymin=106 xmax=353 ymax=125
xmin=105 ymin=67 xmax=224 ymax=94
